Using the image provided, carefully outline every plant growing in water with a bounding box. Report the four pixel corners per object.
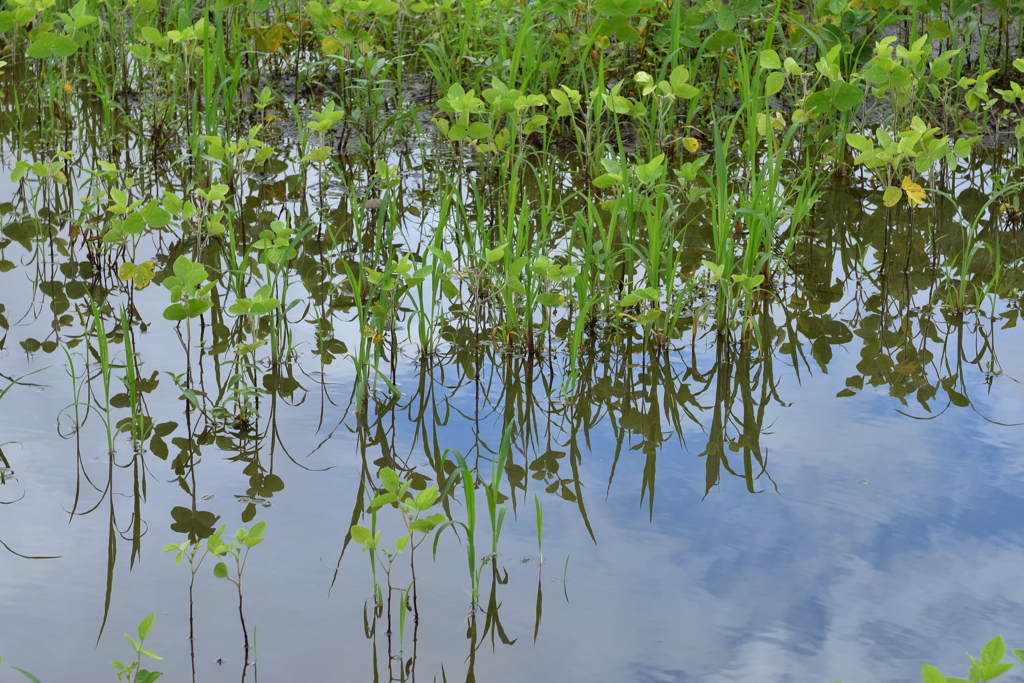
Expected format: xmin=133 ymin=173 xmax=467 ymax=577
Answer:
xmin=350 ymin=467 xmax=446 ymax=627
xmin=110 ymin=614 xmax=164 ymax=683
xmin=208 ymin=521 xmax=266 ymax=677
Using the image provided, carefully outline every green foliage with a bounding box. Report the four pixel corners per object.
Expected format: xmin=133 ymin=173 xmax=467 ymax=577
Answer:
xmin=162 ymin=256 xmax=215 ymax=321
xmin=920 ymin=635 xmax=1024 ymax=683
xmin=110 ymin=615 xmax=164 ymax=683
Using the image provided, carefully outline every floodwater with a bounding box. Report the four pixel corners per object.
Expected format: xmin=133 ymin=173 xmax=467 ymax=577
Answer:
xmin=2 ymin=90 xmax=1024 ymax=683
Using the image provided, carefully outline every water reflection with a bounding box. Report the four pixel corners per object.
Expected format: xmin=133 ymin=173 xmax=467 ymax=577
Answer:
xmin=3 ymin=86 xmax=1024 ymax=682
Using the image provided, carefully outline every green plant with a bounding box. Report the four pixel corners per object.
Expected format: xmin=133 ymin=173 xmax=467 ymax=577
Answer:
xmin=162 ymin=256 xmax=215 ymax=322
xmin=0 ymin=653 xmax=43 ymax=682
xmin=208 ymin=522 xmax=267 ymax=674
xmin=110 ymin=615 xmax=163 ymax=683
xmin=432 ymin=422 xmax=515 ymax=606
xmin=839 ymin=635 xmax=1024 ymax=683
xmin=350 ymin=467 xmax=446 ymax=614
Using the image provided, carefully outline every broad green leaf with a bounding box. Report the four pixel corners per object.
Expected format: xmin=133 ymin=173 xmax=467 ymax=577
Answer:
xmin=921 ymin=664 xmax=945 ymax=683
xmin=467 ymin=121 xmax=492 ymax=139
xmin=703 ymin=29 xmax=738 ymax=52
xmin=804 ymin=88 xmax=833 ymax=115
xmin=140 ymin=200 xmax=171 ymax=227
xmin=370 ymin=491 xmax=397 ymax=509
xmin=380 ymin=467 xmax=400 ymax=493
xmin=925 ymin=19 xmax=950 ymax=40
xmin=765 ymin=72 xmax=785 ymax=97
xmin=971 ymin=663 xmax=1013 ymax=680
xmin=883 ymin=186 xmax=903 ymax=207
xmin=414 ymin=487 xmax=439 ymax=510
xmin=981 ymin=636 xmax=1007 ymax=665
xmin=52 ymin=33 xmax=80 ymax=57
xmin=845 ymin=134 xmax=872 ymax=152
xmin=162 ymin=304 xmax=187 ymax=321
xmin=11 ymin=162 xmax=29 ymax=182
xmin=141 ymin=26 xmax=163 ymax=43
xmin=350 ymin=525 xmax=371 ymax=543
xmin=213 ymin=562 xmax=229 ymax=578
xmin=948 ymin=389 xmax=969 ymax=407
xmin=27 ymin=32 xmax=58 ymax=59
xmin=409 ymin=517 xmax=439 ymax=532
xmin=592 ymin=173 xmax=621 ymax=188
xmin=832 ymin=82 xmax=864 ymax=111
xmin=759 ymin=49 xmax=781 ymax=70
xmin=138 ymin=614 xmax=155 ymax=640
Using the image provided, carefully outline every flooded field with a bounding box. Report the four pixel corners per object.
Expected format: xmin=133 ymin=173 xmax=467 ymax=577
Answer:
xmin=2 ymin=1 xmax=1024 ymax=681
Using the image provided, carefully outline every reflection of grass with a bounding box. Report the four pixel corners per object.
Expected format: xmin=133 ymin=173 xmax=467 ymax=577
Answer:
xmin=5 ymin=3 xmax=1024 ymax=679
xmin=433 ymin=422 xmax=513 ymax=606
xmin=0 ymin=367 xmax=48 ymax=402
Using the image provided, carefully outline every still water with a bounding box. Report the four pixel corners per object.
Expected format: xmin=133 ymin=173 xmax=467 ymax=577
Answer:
xmin=2 ymin=114 xmax=1024 ymax=683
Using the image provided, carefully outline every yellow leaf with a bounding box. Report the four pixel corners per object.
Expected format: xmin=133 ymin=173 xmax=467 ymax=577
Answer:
xmin=681 ymin=137 xmax=699 ymax=152
xmin=901 ymin=177 xmax=927 ymax=207
xmin=321 ymin=35 xmax=344 ymax=55
xmin=883 ymin=186 xmax=903 ymax=207
xmin=119 ymin=260 xmax=156 ymax=289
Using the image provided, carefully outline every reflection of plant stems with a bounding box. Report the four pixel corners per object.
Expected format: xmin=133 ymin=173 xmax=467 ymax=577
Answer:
xmin=163 ymin=540 xmax=212 ymax=683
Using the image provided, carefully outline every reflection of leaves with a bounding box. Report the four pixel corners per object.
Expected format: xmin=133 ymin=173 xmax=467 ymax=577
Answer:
xmin=917 ymin=383 xmax=937 ymax=412
xmin=148 ymin=422 xmax=177 ymax=461
xmin=169 ymin=506 xmax=220 ymax=540
xmin=528 ymin=450 xmax=564 ymax=479
xmin=947 ymin=388 xmax=970 ymax=407
xmin=811 ymin=336 xmax=832 ymax=369
xmin=618 ymin=406 xmax=659 ymax=431
xmin=262 ymin=370 xmax=303 ymax=398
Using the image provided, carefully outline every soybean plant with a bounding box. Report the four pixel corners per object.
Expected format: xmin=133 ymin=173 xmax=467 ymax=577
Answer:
xmin=208 ymin=522 xmax=267 ymax=679
xmin=166 ymin=522 xmax=266 ymax=681
xmin=916 ymin=635 xmax=1024 ymax=683
xmin=111 ymin=615 xmax=164 ymax=683
xmin=350 ymin=467 xmax=446 ymax=631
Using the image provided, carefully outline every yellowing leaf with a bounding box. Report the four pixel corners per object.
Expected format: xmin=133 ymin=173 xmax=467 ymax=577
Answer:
xmin=681 ymin=137 xmax=699 ymax=152
xmin=119 ymin=260 xmax=156 ymax=289
xmin=883 ymin=186 xmax=903 ymax=207
xmin=901 ymin=177 xmax=927 ymax=207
